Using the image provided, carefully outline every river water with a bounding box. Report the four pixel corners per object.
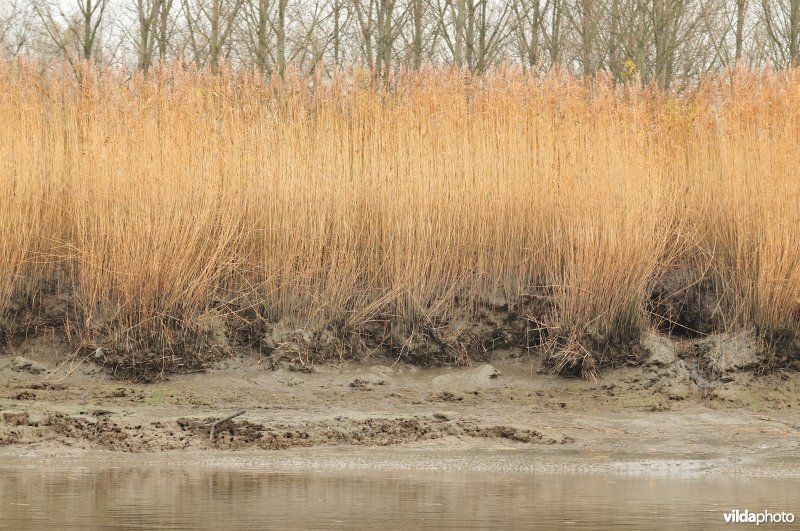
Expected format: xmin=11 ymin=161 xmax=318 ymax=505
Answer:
xmin=1 ymin=450 xmax=797 ymax=530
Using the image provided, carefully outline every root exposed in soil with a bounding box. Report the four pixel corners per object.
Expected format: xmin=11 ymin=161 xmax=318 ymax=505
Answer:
xmin=0 ymin=278 xmax=796 ymax=382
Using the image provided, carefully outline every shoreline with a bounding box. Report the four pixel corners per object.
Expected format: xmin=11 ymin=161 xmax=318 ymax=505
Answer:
xmin=2 ymin=336 xmax=799 ymax=476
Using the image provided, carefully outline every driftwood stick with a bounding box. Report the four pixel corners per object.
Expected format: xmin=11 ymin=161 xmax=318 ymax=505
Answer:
xmin=209 ymin=410 xmax=246 ymax=440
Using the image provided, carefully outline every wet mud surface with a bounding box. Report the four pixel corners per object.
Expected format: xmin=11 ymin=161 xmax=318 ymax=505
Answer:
xmin=1 ymin=333 xmax=799 ymax=475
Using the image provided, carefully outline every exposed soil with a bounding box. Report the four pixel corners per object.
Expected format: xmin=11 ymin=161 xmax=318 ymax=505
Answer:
xmin=1 ymin=329 xmax=799 ymax=470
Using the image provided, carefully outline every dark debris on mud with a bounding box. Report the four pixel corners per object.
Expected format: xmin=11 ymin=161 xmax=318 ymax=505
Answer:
xmin=175 ymin=414 xmax=573 ymax=450
xmin=0 ymin=410 xmax=573 ymax=452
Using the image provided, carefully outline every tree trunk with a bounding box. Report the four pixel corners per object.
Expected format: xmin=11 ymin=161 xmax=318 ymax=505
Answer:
xmin=209 ymin=0 xmax=221 ymax=70
xmin=412 ymin=0 xmax=423 ymax=68
xmin=735 ymin=0 xmax=746 ymax=63
xmin=83 ymin=0 xmax=92 ymax=60
xmin=791 ymin=0 xmax=800 ymax=64
xmin=454 ymin=0 xmax=465 ymax=66
xmin=276 ymin=0 xmax=287 ymax=76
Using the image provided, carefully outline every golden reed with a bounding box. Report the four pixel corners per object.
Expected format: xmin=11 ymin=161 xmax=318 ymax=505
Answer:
xmin=1 ymin=60 xmax=798 ymax=375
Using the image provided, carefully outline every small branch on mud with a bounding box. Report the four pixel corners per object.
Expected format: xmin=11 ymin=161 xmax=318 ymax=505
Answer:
xmin=209 ymin=410 xmax=246 ymax=440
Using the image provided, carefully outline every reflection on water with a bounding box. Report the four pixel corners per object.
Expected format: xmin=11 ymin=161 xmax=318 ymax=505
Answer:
xmin=0 ymin=455 xmax=797 ymax=530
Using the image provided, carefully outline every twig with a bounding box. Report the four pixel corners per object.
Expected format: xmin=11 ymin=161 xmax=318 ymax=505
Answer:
xmin=209 ymin=410 xmax=246 ymax=440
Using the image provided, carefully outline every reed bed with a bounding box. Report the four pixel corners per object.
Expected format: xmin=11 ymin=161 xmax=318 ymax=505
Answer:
xmin=1 ymin=60 xmax=798 ymax=379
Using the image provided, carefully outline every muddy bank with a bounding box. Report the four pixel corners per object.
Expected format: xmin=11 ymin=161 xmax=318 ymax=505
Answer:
xmin=1 ymin=329 xmax=799 ymax=472
xmin=5 ymin=279 xmax=796 ymax=383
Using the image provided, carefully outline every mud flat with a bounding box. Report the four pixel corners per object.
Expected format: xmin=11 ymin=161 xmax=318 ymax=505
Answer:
xmin=1 ymin=331 xmax=799 ymax=476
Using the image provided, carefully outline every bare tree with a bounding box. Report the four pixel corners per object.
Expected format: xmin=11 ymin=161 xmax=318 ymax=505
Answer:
xmin=434 ymin=0 xmax=510 ymax=71
xmin=328 ymin=0 xmax=350 ymax=66
xmin=133 ymin=0 xmax=174 ymax=72
xmin=352 ymin=0 xmax=399 ymax=76
xmin=735 ymin=0 xmax=747 ymax=62
xmin=468 ymin=0 xmax=512 ymax=72
xmin=510 ymin=0 xmax=545 ymax=71
xmin=544 ymin=0 xmax=566 ymax=68
xmin=432 ymin=0 xmax=464 ymax=66
xmin=761 ymin=0 xmax=800 ymax=66
xmin=242 ymin=0 xmax=270 ymax=71
xmin=1 ymin=1 xmax=34 ymax=55
xmin=408 ymin=0 xmax=425 ymax=67
xmin=3 ymin=0 xmax=796 ymax=79
xmin=652 ymin=0 xmax=683 ymax=87
xmin=183 ymin=0 xmax=243 ymax=70
xmin=283 ymin=0 xmax=329 ymax=72
xmin=275 ymin=0 xmax=287 ymax=74
xmin=32 ymin=0 xmax=110 ymax=64
xmin=566 ymin=0 xmax=599 ymax=75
